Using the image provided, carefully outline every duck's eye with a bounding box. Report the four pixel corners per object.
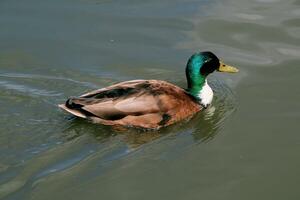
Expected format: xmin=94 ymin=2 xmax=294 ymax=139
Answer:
xmin=204 ymin=58 xmax=212 ymax=63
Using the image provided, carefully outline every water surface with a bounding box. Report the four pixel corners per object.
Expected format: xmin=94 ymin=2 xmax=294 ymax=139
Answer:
xmin=0 ymin=0 xmax=300 ymax=199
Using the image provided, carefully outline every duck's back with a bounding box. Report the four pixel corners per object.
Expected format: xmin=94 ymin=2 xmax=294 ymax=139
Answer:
xmin=59 ymin=80 xmax=202 ymax=129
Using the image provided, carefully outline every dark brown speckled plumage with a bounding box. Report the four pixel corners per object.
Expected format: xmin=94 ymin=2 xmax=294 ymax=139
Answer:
xmin=59 ymin=80 xmax=202 ymax=129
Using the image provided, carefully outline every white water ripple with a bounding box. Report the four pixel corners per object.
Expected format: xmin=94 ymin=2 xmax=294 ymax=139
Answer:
xmin=0 ymin=80 xmax=61 ymax=97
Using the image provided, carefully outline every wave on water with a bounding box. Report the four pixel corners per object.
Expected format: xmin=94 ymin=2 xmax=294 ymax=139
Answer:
xmin=0 ymin=80 xmax=61 ymax=97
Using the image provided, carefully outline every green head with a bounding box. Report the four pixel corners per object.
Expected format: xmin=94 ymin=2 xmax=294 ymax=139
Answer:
xmin=185 ymin=52 xmax=238 ymax=97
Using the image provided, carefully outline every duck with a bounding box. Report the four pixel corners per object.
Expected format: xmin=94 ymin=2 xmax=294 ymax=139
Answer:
xmin=59 ymin=51 xmax=238 ymax=129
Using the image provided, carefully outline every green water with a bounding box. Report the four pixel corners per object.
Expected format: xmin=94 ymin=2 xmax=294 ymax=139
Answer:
xmin=0 ymin=0 xmax=300 ymax=199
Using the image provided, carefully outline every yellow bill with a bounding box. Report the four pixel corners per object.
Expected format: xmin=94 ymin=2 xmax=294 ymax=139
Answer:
xmin=218 ymin=61 xmax=239 ymax=73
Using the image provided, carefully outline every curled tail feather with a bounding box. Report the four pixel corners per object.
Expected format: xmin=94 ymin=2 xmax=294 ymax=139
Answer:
xmin=59 ymin=97 xmax=96 ymax=119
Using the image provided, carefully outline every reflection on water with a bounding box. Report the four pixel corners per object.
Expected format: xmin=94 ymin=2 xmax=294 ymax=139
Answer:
xmin=179 ymin=0 xmax=300 ymax=65
xmin=192 ymin=79 xmax=237 ymax=142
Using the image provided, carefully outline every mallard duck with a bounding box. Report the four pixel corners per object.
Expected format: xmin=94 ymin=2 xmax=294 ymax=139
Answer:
xmin=59 ymin=52 xmax=238 ymax=129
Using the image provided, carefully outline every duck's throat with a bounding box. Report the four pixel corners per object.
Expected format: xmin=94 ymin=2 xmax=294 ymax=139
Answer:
xmin=188 ymin=79 xmax=213 ymax=108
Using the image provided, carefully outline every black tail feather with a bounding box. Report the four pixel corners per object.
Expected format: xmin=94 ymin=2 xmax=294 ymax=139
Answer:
xmin=65 ymin=97 xmax=99 ymax=118
xmin=65 ymin=97 xmax=83 ymax=109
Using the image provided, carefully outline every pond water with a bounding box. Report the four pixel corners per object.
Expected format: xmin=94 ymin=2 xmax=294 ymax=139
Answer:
xmin=0 ymin=0 xmax=300 ymax=199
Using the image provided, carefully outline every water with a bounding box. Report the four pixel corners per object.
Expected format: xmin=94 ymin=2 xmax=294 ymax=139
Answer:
xmin=0 ymin=0 xmax=300 ymax=199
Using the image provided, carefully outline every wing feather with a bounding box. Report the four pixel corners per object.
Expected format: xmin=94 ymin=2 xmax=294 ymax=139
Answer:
xmin=64 ymin=80 xmax=164 ymax=120
xmin=59 ymin=79 xmax=201 ymax=128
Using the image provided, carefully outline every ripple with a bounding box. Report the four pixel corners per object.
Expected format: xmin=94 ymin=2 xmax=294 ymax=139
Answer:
xmin=0 ymin=80 xmax=61 ymax=97
xmin=0 ymin=72 xmax=98 ymax=88
xmin=282 ymin=18 xmax=300 ymax=27
xmin=236 ymin=13 xmax=264 ymax=20
xmin=255 ymin=0 xmax=282 ymax=2
xmin=276 ymin=47 xmax=300 ymax=57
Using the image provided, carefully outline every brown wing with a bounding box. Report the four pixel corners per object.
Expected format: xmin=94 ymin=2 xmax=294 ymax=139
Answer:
xmin=63 ymin=80 xmax=162 ymax=119
xmin=59 ymin=80 xmax=201 ymax=129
